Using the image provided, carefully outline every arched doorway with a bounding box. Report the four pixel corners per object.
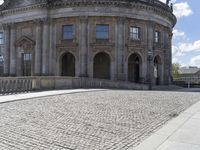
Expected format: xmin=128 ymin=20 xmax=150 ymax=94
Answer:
xmin=0 ymin=55 xmax=4 ymax=76
xmin=93 ymin=52 xmax=111 ymax=79
xmin=128 ymin=53 xmax=142 ymax=83
xmin=154 ymin=55 xmax=162 ymax=85
xmin=61 ymin=52 xmax=75 ymax=77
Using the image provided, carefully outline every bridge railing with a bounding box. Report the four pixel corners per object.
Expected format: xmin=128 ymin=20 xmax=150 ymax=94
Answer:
xmin=173 ymin=77 xmax=200 ymax=88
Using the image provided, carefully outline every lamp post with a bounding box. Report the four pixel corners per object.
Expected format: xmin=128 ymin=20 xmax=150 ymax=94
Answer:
xmin=147 ymin=49 xmax=153 ymax=90
xmin=0 ymin=55 xmax=4 ymax=77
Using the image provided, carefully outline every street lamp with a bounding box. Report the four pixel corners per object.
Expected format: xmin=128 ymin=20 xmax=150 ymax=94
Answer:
xmin=0 ymin=55 xmax=4 ymax=76
xmin=147 ymin=49 xmax=153 ymax=90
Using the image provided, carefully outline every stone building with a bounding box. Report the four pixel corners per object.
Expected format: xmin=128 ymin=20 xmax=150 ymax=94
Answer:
xmin=0 ymin=0 xmax=176 ymax=85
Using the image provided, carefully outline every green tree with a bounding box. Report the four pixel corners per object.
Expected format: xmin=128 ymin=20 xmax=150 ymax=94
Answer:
xmin=172 ymin=63 xmax=181 ymax=79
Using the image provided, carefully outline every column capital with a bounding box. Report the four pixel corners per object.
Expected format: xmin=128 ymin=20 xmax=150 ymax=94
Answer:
xmin=2 ymin=23 xmax=10 ymax=30
xmin=79 ymin=16 xmax=88 ymax=23
xmin=33 ymin=18 xmax=43 ymax=25
xmin=10 ymin=23 xmax=17 ymax=29
xmin=147 ymin=20 xmax=155 ymax=28
xmin=41 ymin=17 xmax=51 ymax=25
xmin=117 ymin=17 xmax=126 ymax=24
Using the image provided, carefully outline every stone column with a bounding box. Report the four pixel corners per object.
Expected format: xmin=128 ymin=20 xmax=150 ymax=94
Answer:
xmin=34 ymin=19 xmax=42 ymax=76
xmin=116 ymin=17 xmax=126 ymax=80
xmin=146 ymin=21 xmax=155 ymax=86
xmin=2 ymin=24 xmax=10 ymax=76
xmin=49 ymin=19 xmax=56 ymax=76
xmin=9 ymin=23 xmax=17 ymax=76
xmin=168 ymin=34 xmax=173 ymax=84
xmin=42 ymin=18 xmax=50 ymax=75
xmin=164 ymin=30 xmax=173 ymax=85
xmin=79 ymin=16 xmax=88 ymax=77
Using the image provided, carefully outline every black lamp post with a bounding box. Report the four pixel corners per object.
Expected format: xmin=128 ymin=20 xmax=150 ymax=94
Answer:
xmin=0 ymin=55 xmax=4 ymax=76
xmin=147 ymin=49 xmax=153 ymax=90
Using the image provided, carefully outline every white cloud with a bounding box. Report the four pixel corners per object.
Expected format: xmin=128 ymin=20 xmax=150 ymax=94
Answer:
xmin=179 ymin=40 xmax=200 ymax=53
xmin=173 ymin=2 xmax=193 ymax=18
xmin=190 ymin=55 xmax=200 ymax=67
xmin=173 ymin=29 xmax=185 ymax=38
xmin=159 ymin=0 xmax=176 ymax=4
xmin=159 ymin=0 xmax=166 ymax=3
xmin=0 ymin=0 xmax=3 ymax=5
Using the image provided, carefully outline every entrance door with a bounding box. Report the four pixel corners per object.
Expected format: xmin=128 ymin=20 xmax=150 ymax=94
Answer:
xmin=128 ymin=54 xmax=141 ymax=83
xmin=61 ymin=53 xmax=75 ymax=77
xmin=93 ymin=52 xmax=111 ymax=79
xmin=154 ymin=56 xmax=162 ymax=85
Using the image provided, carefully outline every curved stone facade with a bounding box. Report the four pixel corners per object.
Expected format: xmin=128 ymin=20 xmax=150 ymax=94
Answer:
xmin=0 ymin=0 xmax=176 ymax=85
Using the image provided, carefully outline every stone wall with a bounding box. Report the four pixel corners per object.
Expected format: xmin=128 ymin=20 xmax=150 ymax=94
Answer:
xmin=0 ymin=77 xmax=149 ymax=95
xmin=0 ymin=0 xmax=176 ymax=85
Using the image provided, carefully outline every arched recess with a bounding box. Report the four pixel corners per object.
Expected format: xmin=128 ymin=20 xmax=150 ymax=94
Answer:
xmin=61 ymin=52 xmax=76 ymax=77
xmin=128 ymin=53 xmax=142 ymax=83
xmin=154 ymin=55 xmax=162 ymax=85
xmin=0 ymin=55 xmax=4 ymax=76
xmin=93 ymin=52 xmax=111 ymax=79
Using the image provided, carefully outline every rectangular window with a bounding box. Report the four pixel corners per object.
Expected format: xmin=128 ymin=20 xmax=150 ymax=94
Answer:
xmin=155 ymin=31 xmax=160 ymax=43
xmin=0 ymin=32 xmax=4 ymax=44
xmin=130 ymin=27 xmax=140 ymax=40
xmin=96 ymin=24 xmax=109 ymax=40
xmin=63 ymin=25 xmax=74 ymax=40
xmin=22 ymin=53 xmax=32 ymax=76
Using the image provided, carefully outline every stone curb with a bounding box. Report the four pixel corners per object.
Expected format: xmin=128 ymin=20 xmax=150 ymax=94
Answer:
xmin=0 ymin=89 xmax=107 ymax=104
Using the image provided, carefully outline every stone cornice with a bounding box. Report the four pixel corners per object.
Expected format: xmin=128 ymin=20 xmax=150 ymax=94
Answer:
xmin=0 ymin=0 xmax=176 ymax=26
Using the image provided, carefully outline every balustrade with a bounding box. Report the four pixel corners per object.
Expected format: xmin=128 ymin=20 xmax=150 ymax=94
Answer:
xmin=0 ymin=77 xmax=34 ymax=95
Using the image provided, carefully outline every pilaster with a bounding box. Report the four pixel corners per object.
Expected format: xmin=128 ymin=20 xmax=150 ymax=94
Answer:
xmin=116 ymin=17 xmax=126 ymax=81
xmin=79 ymin=16 xmax=88 ymax=77
xmin=2 ymin=24 xmax=10 ymax=76
xmin=34 ymin=19 xmax=42 ymax=76
xmin=42 ymin=18 xmax=50 ymax=76
xmin=9 ymin=23 xmax=17 ymax=76
xmin=49 ymin=19 xmax=56 ymax=76
xmin=146 ymin=21 xmax=155 ymax=85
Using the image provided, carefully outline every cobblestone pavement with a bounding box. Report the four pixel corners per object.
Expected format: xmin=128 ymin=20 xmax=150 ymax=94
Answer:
xmin=0 ymin=90 xmax=199 ymax=150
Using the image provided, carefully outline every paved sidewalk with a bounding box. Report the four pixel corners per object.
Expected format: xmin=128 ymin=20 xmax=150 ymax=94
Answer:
xmin=135 ymin=99 xmax=200 ymax=150
xmin=0 ymin=89 xmax=104 ymax=104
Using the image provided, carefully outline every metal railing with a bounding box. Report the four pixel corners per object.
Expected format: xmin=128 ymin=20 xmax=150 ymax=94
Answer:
xmin=174 ymin=77 xmax=200 ymax=88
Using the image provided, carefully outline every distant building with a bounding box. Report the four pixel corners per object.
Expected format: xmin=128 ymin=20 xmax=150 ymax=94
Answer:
xmin=178 ymin=67 xmax=200 ymax=77
xmin=0 ymin=0 xmax=176 ymax=85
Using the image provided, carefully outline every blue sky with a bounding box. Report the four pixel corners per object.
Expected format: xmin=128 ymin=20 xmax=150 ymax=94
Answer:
xmin=161 ymin=0 xmax=200 ymax=67
xmin=0 ymin=0 xmax=199 ymax=67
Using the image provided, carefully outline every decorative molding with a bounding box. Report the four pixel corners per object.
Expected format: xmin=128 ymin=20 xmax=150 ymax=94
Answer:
xmin=0 ymin=0 xmax=176 ymax=26
xmin=15 ymin=36 xmax=35 ymax=47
